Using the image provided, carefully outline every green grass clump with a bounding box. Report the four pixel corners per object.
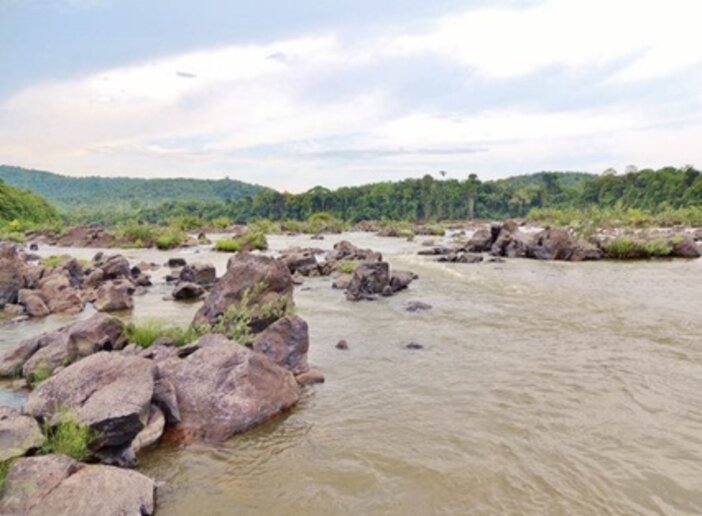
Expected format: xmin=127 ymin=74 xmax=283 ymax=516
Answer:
xmin=249 ymin=218 xmax=281 ymax=234
xmin=210 ymin=217 xmax=232 ymax=231
xmin=40 ymin=255 xmax=70 ymax=268
xmin=336 ymin=261 xmax=359 ymax=274
xmin=215 ymin=238 xmax=243 ymax=253
xmin=125 ymin=320 xmax=202 ymax=348
xmin=28 ymin=363 xmax=52 ymax=387
xmin=306 ymin=212 xmax=347 ymax=234
xmin=155 ymin=227 xmax=187 ymax=250
xmin=602 ymin=237 xmax=672 ymax=259
xmin=215 ymin=231 xmax=268 ymax=252
xmin=40 ymin=414 xmax=96 ymax=461
xmin=0 ymin=459 xmax=12 ymax=491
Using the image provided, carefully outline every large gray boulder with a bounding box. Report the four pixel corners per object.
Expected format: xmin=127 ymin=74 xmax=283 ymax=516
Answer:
xmin=93 ymin=279 xmax=135 ymax=312
xmin=0 ymin=251 xmax=24 ymax=308
xmin=24 ymin=352 xmax=155 ymax=449
xmin=253 ymin=315 xmax=310 ymax=374
xmin=345 ymin=262 xmax=390 ymax=301
xmin=490 ymin=221 xmax=532 ymax=258
xmin=0 ymin=313 xmax=126 ymax=379
xmin=0 ymin=406 xmax=44 ymax=461
xmin=193 ymin=253 xmax=294 ymax=334
xmin=0 ymin=454 xmax=156 ymax=515
xmin=526 ymin=227 xmax=603 ymax=261
xmin=36 ymin=273 xmax=85 ymax=314
xmin=156 ymin=335 xmax=300 ymax=441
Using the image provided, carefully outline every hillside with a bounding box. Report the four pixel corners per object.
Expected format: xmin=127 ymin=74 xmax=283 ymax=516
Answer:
xmin=0 ymin=166 xmax=271 ymax=211
xmin=0 ymin=180 xmax=59 ymax=225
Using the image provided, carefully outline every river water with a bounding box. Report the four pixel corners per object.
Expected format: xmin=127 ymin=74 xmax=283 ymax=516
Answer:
xmin=1 ymin=232 xmax=701 ymax=515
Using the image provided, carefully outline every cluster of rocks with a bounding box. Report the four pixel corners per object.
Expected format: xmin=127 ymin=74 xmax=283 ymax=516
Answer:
xmin=278 ymin=240 xmax=418 ymax=301
xmin=0 ymin=245 xmax=156 ymax=320
xmin=166 ymin=259 xmax=217 ymax=301
xmin=0 ymin=253 xmax=323 ymax=513
xmin=420 ymin=222 xmax=701 ymax=262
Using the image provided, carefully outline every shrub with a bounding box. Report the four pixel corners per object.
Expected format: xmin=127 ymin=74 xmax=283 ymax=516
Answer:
xmin=125 ymin=320 xmax=202 ymax=348
xmin=215 ymin=238 xmax=243 ymax=253
xmin=214 ymin=231 xmax=268 ymax=252
xmin=602 ymin=237 xmax=672 ymax=259
xmin=306 ymin=212 xmax=347 ymax=234
xmin=155 ymin=227 xmax=186 ymax=250
xmin=210 ymin=217 xmax=232 ymax=231
xmin=249 ymin=218 xmax=281 ymax=234
xmin=40 ymin=414 xmax=96 ymax=461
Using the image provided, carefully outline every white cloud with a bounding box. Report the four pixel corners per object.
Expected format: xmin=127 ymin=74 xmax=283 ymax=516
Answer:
xmin=0 ymin=0 xmax=700 ymax=190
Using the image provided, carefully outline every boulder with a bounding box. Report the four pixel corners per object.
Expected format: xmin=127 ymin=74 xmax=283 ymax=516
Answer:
xmin=253 ymin=315 xmax=310 ymax=374
xmin=24 ymin=352 xmax=154 ymax=449
xmin=671 ymin=237 xmax=701 ymax=258
xmin=417 ymin=246 xmax=452 ymax=256
xmin=36 ymin=273 xmax=85 ymax=314
xmin=326 ymin=240 xmax=382 ymax=263
xmin=156 ymin=335 xmax=300 ymax=441
xmin=466 ymin=228 xmax=494 ymax=252
xmin=279 ymin=248 xmax=321 ymax=276
xmin=193 ymin=253 xmax=294 ymax=334
xmin=490 ymin=221 xmax=532 ymax=258
xmin=335 ymin=339 xmax=349 ymax=350
xmin=0 ymin=455 xmax=156 ymax=516
xmin=345 ymin=262 xmax=390 ymax=301
xmin=179 ymin=262 xmax=216 ymax=286
xmin=18 ymin=289 xmax=50 ymax=317
xmin=16 ymin=314 xmax=126 ymax=379
xmin=131 ymin=405 xmax=165 ymax=454
xmin=388 ymin=270 xmax=417 ymax=293
xmin=93 ymin=279 xmax=135 ymax=312
xmin=100 ymin=255 xmax=131 ymax=280
xmin=331 ymin=273 xmax=353 ymax=290
xmin=0 ymin=406 xmax=44 ymax=461
xmin=83 ymin=268 xmax=105 ymax=289
xmin=172 ymin=282 xmax=204 ymax=301
xmin=167 ymin=257 xmax=187 ymax=268
xmin=0 ymin=252 xmax=24 ymax=308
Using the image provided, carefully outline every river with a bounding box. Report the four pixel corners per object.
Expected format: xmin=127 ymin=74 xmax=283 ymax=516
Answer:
xmin=2 ymin=232 xmax=701 ymax=515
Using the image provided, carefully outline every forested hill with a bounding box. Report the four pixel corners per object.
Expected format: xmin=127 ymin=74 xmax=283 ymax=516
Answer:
xmin=0 ymin=180 xmax=59 ymax=225
xmin=0 ymin=166 xmax=271 ymax=210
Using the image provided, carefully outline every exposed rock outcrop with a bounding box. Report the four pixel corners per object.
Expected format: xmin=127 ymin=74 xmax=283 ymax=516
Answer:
xmin=0 ymin=454 xmax=156 ymax=515
xmin=0 ymin=406 xmax=44 ymax=461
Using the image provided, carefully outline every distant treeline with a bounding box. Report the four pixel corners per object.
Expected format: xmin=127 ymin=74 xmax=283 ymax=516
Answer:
xmin=0 ymin=165 xmax=270 ymax=210
xmin=123 ymin=167 xmax=702 ymax=225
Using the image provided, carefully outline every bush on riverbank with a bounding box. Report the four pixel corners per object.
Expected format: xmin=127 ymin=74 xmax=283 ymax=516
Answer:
xmin=114 ymin=222 xmax=187 ymax=249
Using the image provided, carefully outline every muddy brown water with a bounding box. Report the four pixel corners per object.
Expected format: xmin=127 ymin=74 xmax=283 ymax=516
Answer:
xmin=1 ymin=232 xmax=701 ymax=515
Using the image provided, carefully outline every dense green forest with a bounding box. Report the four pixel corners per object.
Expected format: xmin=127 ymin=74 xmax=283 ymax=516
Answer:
xmin=126 ymin=167 xmax=701 ymax=225
xmin=0 ymin=165 xmax=270 ymax=211
xmin=0 ymin=180 xmax=60 ymax=228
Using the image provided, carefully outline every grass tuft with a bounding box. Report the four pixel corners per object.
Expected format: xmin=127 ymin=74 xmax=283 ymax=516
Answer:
xmin=40 ymin=413 xmax=96 ymax=461
xmin=602 ymin=237 xmax=673 ymax=259
xmin=125 ymin=320 xmax=202 ymax=348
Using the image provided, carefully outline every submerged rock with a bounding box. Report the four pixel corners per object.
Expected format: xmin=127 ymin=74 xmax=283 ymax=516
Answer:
xmin=0 ymin=454 xmax=156 ymax=515
xmin=179 ymin=262 xmax=216 ymax=286
xmin=346 ymin=262 xmax=390 ymax=301
xmin=296 ymin=368 xmax=325 ymax=386
xmin=335 ymin=339 xmax=349 ymax=350
xmin=406 ymin=301 xmax=432 ymax=312
xmin=406 ymin=342 xmax=424 ymax=350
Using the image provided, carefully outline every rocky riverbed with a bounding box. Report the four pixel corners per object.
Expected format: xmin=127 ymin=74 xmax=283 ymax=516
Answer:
xmin=0 ymin=227 xmax=701 ymax=514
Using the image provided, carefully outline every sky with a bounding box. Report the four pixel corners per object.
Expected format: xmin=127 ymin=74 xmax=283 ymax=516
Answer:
xmin=1 ymin=0 xmax=701 ymax=192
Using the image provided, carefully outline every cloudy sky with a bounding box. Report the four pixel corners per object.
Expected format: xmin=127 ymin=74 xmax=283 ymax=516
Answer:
xmin=1 ymin=0 xmax=701 ymax=191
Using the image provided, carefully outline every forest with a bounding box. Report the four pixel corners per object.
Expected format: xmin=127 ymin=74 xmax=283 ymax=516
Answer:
xmin=127 ymin=166 xmax=702 ymax=226
xmin=0 ymin=165 xmax=270 ymax=210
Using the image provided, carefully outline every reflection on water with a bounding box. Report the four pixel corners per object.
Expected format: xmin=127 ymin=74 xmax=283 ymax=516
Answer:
xmin=2 ymin=233 xmax=702 ymax=515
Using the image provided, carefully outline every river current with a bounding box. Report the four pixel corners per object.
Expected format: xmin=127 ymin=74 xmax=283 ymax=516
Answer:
xmin=1 ymin=232 xmax=701 ymax=515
